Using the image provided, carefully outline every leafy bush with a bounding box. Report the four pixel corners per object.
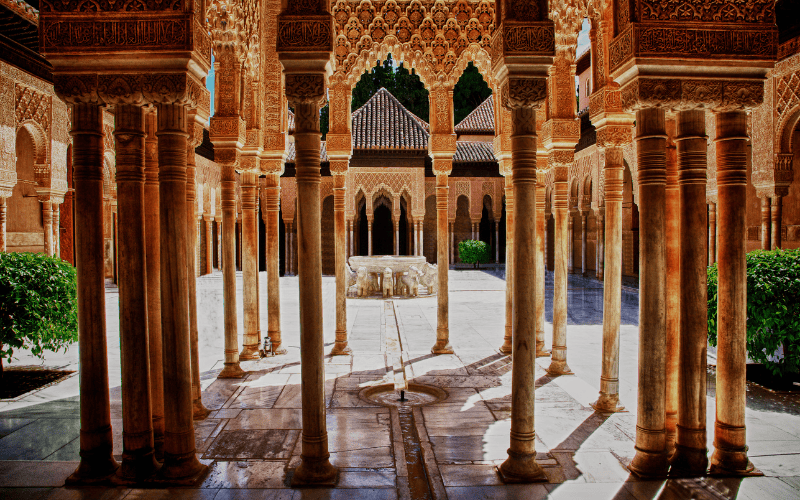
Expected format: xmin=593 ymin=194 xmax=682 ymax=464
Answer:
xmin=0 ymin=252 xmax=78 ymax=375
xmin=707 ymin=248 xmax=800 ymax=377
xmin=458 ymin=239 xmax=491 ymax=268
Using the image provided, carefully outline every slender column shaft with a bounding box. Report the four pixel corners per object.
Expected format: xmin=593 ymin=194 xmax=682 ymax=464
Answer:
xmin=760 ymin=197 xmax=771 ymax=250
xmin=144 ymin=112 xmax=163 ymax=455
xmin=67 ymin=103 xmax=118 ymax=483
xmin=394 ymin=219 xmax=399 ymax=255
xmin=331 ymin=174 xmax=350 ymax=355
xmin=548 ymin=175 xmax=572 ymax=375
xmin=498 ymin=106 xmax=545 ymax=483
xmin=432 ymin=173 xmax=453 ymax=354
xmin=205 ymin=219 xmax=213 ymax=274
xmin=665 ymin=122 xmax=680 ymax=451
xmin=368 ymin=220 xmax=373 ymax=255
xmin=286 ymin=222 xmax=292 ymax=274
xmin=218 ymin=162 xmax=244 ymax=379
xmin=156 ymin=103 xmax=204 ymax=480
xmin=629 ymin=107 xmax=669 ymax=478
xmin=291 ymin=100 xmax=337 ymax=485
xmin=495 ymin=221 xmax=500 ymax=263
xmin=114 ymin=104 xmax=158 ymax=479
xmin=671 ymin=109 xmax=709 ymax=474
xmin=0 ymin=198 xmax=6 ymax=251
xmin=567 ymin=215 xmax=574 ymax=273
xmin=500 ymin=179 xmax=514 ymax=354
xmin=414 ymin=221 xmax=419 ymax=256
xmin=708 ymin=204 xmax=717 ymax=265
xmin=771 ymin=196 xmax=782 ymax=249
xmin=42 ymin=201 xmax=53 ymax=256
xmin=348 ymin=221 xmax=354 ymax=258
xmin=580 ymin=214 xmax=587 ymax=274
xmin=240 ymin=172 xmax=260 ymax=360
xmin=535 ymin=179 xmax=548 ymax=357
xmin=592 ymin=148 xmax=625 ymax=412
xmin=449 ymin=222 xmax=454 ymax=264
xmin=710 ymin=111 xmax=755 ymax=475
xmin=53 ymin=206 xmax=61 ymax=257
xmin=420 ymin=225 xmax=425 ymax=257
xmin=597 ymin=211 xmax=604 ymax=280
xmin=266 ymin=174 xmax=284 ymax=354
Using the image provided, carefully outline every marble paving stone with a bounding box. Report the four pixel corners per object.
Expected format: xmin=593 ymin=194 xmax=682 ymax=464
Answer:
xmin=779 ymin=477 xmax=800 ymax=490
xmin=273 ymin=377 xmax=334 ymax=409
xmin=125 ymin=489 xmax=219 ymax=499
xmin=44 ymin=439 xmax=79 ymax=461
xmin=203 ymin=378 xmax=244 ymax=410
xmin=569 ymin=451 xmax=631 ymax=483
xmin=0 ymin=419 xmax=80 ymax=460
xmin=337 ymin=469 xmax=396 ymax=488
xmin=412 ymin=375 xmax=503 ymax=388
xmin=292 ymin=488 xmax=397 ymax=500
xmin=204 ymin=430 xmax=299 ymax=459
xmin=544 ymin=482 xmax=638 ymax=499
xmin=212 ymin=489 xmax=295 ymax=500
xmin=444 ymin=484 xmax=551 ymax=499
xmin=326 ymin=409 xmax=391 ymax=452
xmin=200 ymin=460 xmax=288 ymax=489
xmin=225 ymin=409 xmax=303 ymax=430
xmin=210 ymin=409 xmax=243 ymax=419
xmin=194 ymin=418 xmax=222 ymax=442
xmin=623 ymin=480 xmax=668 ymax=500
xmin=334 ymin=377 xmax=385 ymax=391
xmin=0 ymin=487 xmax=52 ymax=500
xmin=0 ymin=460 xmax=77 ymax=487
xmin=328 ymin=447 xmax=395 ymax=468
xmin=438 ymin=464 xmax=503 ymax=486
xmin=331 ymin=391 xmax=379 ymax=408
xmin=750 ymin=454 xmax=800 ymax=477
xmin=225 ymin=374 xmax=292 ymax=409
xmin=0 ymin=418 xmax=35 ymax=438
xmin=42 ymin=487 xmax=131 ymax=499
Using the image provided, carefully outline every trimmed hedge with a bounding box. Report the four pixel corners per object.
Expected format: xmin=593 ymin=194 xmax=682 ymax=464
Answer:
xmin=707 ymin=248 xmax=800 ymax=377
xmin=458 ymin=239 xmax=491 ymax=268
xmin=0 ymin=252 xmax=78 ymax=372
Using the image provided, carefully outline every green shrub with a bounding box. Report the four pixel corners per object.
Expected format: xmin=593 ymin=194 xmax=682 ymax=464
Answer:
xmin=458 ymin=239 xmax=490 ymax=268
xmin=707 ymin=248 xmax=800 ymax=377
xmin=0 ymin=252 xmax=78 ymax=374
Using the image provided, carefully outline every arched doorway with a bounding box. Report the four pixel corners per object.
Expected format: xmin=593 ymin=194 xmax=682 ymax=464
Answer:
xmin=8 ymin=127 xmax=44 ymax=253
xmin=372 ymin=197 xmax=393 ymax=256
xmin=454 ymin=195 xmax=470 ymax=263
xmin=321 ymin=195 xmax=335 ymax=274
xmin=479 ymin=194 xmax=493 ymax=259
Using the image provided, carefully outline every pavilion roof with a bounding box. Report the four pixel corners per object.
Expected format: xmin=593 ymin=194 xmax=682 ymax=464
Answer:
xmin=454 ymin=95 xmax=494 ymax=135
xmin=453 ymin=141 xmax=496 ymax=163
xmin=351 ymin=88 xmax=429 ymax=150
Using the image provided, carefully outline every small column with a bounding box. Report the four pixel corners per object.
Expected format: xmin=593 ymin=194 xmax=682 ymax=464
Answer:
xmin=66 ymin=102 xmax=118 ymax=483
xmin=285 ymin=221 xmax=293 ymax=275
xmin=596 ymin=210 xmax=604 ymax=280
xmin=495 ymin=219 xmax=500 ymax=263
xmin=42 ymin=201 xmax=53 ymax=256
xmin=114 ymin=104 xmax=158 ymax=480
xmin=432 ymin=172 xmax=453 ymax=354
xmin=394 ymin=218 xmax=400 ymax=255
xmin=420 ymin=225 xmax=424 ymax=257
xmin=548 ymin=173 xmax=572 ymax=376
xmin=580 ymin=212 xmax=587 ymax=275
xmin=349 ymin=220 xmax=354 ymax=257
xmin=497 ymin=105 xmax=546 ymax=483
xmin=449 ymin=221 xmax=455 ymax=264
xmin=367 ymin=218 xmax=373 ymax=255
xmin=535 ymin=174 xmax=548 ymax=357
xmin=265 ymin=174 xmax=285 ymax=354
xmin=289 ymin=93 xmax=337 ymax=485
xmin=240 ymin=172 xmax=260 ymax=360
xmin=771 ymin=196 xmax=782 ymax=249
xmin=0 ymin=198 xmax=6 ymax=251
xmin=664 ymin=116 xmax=680 ymax=452
xmin=331 ymin=172 xmax=351 ymax=355
xmin=760 ymin=197 xmax=771 ymax=250
xmin=218 ymin=161 xmax=245 ymax=379
xmin=499 ymin=175 xmax=513 ymax=354
xmin=155 ymin=102 xmax=206 ymax=481
xmin=628 ymin=107 xmax=669 ymax=478
xmin=709 ymin=110 xmax=756 ymax=476
xmin=670 ymin=109 xmax=709 ymax=475
xmin=414 ymin=220 xmax=419 ymax=256
xmin=567 ymin=214 xmax=574 ymax=274
xmin=708 ymin=203 xmax=717 ymax=265
xmin=204 ymin=218 xmax=213 ymax=275
xmin=53 ymin=205 xmax=61 ymax=257
xmin=144 ymin=111 xmax=164 ymax=455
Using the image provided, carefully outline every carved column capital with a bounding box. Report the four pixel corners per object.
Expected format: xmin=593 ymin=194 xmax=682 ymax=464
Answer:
xmin=285 ymin=74 xmax=327 ymax=107
xmin=620 ymin=77 xmax=765 ymax=113
xmin=501 ymin=77 xmax=548 ymax=110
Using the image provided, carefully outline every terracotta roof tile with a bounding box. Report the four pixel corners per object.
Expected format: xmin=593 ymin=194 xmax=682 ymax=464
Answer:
xmin=453 ymin=141 xmax=496 ymax=163
xmin=352 ymin=88 xmax=429 ymax=150
xmin=285 ymin=140 xmax=327 ymax=162
xmin=454 ymin=95 xmax=494 ymax=135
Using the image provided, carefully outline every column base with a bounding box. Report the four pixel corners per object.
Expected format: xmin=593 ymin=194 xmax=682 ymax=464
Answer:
xmin=629 ymin=447 xmax=669 ymax=478
xmin=291 ymin=457 xmax=339 ymax=487
xmin=65 ymin=449 xmax=119 ymax=485
xmin=155 ymin=452 xmax=208 ymax=485
xmin=669 ymin=443 xmax=709 ymax=477
xmin=496 ymin=451 xmax=547 ymax=483
xmin=330 ymin=340 xmax=352 ymax=356
xmin=218 ymin=362 xmax=246 ymax=378
xmin=546 ymin=360 xmax=573 ymax=376
xmin=709 ymin=444 xmax=761 ymax=477
xmin=590 ymin=393 xmax=626 ymax=413
xmin=269 ymin=335 xmax=288 ymax=356
xmin=499 ymin=343 xmax=512 ymax=355
xmin=193 ymin=398 xmax=211 ymax=420
xmin=535 ymin=340 xmax=550 ymax=358
xmin=117 ymin=449 xmax=160 ymax=483
xmin=431 ymin=339 xmax=454 ymax=355
xmin=239 ymin=344 xmax=261 ymax=361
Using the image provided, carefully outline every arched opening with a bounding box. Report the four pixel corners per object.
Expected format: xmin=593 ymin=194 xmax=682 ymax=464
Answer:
xmin=569 ymin=178 xmax=580 ymax=273
xmin=8 ymin=127 xmax=44 ymax=253
xmin=358 ymin=200 xmax=368 ymax=256
xmin=479 ymin=194 xmax=493 ymax=257
xmin=372 ymin=199 xmax=393 ymax=256
xmin=454 ymin=195 xmax=470 ymax=263
xmin=279 ymin=207 xmax=286 ymax=276
xmin=499 ymin=195 xmax=507 ymax=263
xmin=399 ymin=197 xmax=409 ymax=256
xmin=321 ymin=194 xmax=335 ymax=274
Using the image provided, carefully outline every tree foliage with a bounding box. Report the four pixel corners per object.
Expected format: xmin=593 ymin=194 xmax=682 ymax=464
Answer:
xmin=453 ymin=63 xmax=492 ymax=125
xmin=351 ymin=54 xmax=429 ymax=120
xmin=707 ymin=248 xmax=800 ymax=377
xmin=0 ymin=252 xmax=78 ymax=374
xmin=458 ymin=240 xmax=491 ymax=268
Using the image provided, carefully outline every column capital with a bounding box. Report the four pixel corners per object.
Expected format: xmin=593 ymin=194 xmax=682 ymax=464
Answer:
xmin=620 ymin=77 xmax=765 ymax=113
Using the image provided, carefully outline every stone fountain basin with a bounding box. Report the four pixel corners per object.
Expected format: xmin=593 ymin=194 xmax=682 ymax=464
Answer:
xmin=348 ymin=255 xmax=427 ymax=274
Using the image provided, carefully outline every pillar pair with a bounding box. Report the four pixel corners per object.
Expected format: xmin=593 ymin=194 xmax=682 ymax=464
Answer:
xmin=759 ymin=195 xmax=783 ymax=250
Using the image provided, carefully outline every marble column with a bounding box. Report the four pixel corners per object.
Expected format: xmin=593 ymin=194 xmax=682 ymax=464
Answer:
xmin=499 ymin=177 xmax=513 ymax=355
xmin=144 ymin=111 xmax=163 ymax=455
xmin=771 ymin=196 xmax=782 ymax=249
xmin=0 ymin=198 xmax=6 ymax=252
xmin=286 ymin=222 xmax=293 ymax=275
xmin=592 ymin=148 xmax=625 ymax=413
xmin=498 ymin=106 xmax=545 ymax=483
xmin=331 ymin=173 xmax=351 ymax=355
xmin=567 ymin=214 xmax=574 ymax=274
xmin=218 ymin=161 xmax=244 ymax=379
xmin=671 ymin=109 xmax=709 ymax=475
xmin=664 ymin=118 xmax=680 ymax=452
xmin=156 ymin=102 xmax=205 ymax=481
xmin=535 ymin=175 xmax=548 ymax=358
xmin=433 ymin=173 xmax=453 ymax=354
xmin=449 ymin=222 xmax=455 ymax=264
xmin=394 ymin=218 xmax=400 ymax=255
xmin=290 ymin=99 xmax=337 ymax=486
xmin=265 ymin=174 xmax=284 ymax=354
xmin=708 ymin=203 xmax=717 ymax=265
xmin=413 ymin=221 xmax=419 ymax=256
xmin=710 ymin=110 xmax=755 ymax=476
xmin=367 ymin=219 xmax=373 ymax=255
xmin=628 ymin=107 xmax=668 ymax=478
xmin=420 ymin=225 xmax=424 ymax=257
xmin=240 ymin=172 xmax=260 ymax=360
xmin=114 ymin=104 xmax=158 ymax=480
xmin=596 ymin=210 xmax=604 ymax=280
xmin=495 ymin=220 xmax=500 ymax=263
xmin=548 ymin=175 xmax=572 ymax=375
xmin=760 ymin=197 xmax=771 ymax=250
xmin=67 ymin=103 xmax=118 ymax=483
xmin=186 ymin=132 xmax=209 ymax=420
xmin=53 ymin=206 xmax=61 ymax=257
xmin=349 ymin=220 xmax=354 ymax=257
xmin=580 ymin=213 xmax=587 ymax=275
xmin=42 ymin=201 xmax=53 ymax=256
xmin=204 ymin=218 xmax=213 ymax=275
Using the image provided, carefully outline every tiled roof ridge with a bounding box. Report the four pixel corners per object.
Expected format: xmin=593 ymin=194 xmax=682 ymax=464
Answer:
xmin=454 ymin=95 xmax=494 ymax=134
xmin=351 ymin=87 xmax=429 ymax=150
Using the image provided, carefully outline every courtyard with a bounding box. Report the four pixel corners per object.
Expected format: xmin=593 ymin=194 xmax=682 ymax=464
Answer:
xmin=0 ymin=270 xmax=798 ymax=499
